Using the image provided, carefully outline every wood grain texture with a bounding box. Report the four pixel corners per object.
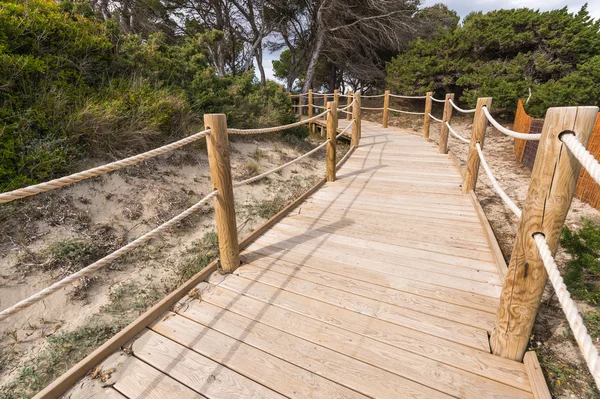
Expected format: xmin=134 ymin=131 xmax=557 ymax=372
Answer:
xmin=490 ymin=106 xmax=598 ymax=360
xmin=439 ymin=93 xmax=455 ymax=154
xmin=469 ymin=190 xmax=508 ymax=281
xmin=423 ymin=91 xmax=433 ymax=138
xmin=382 ymin=90 xmax=390 ymax=128
xmin=352 ymin=92 xmax=360 ymax=147
xmin=346 ymin=90 xmax=352 ymax=121
xmin=462 ymin=97 xmax=493 ymax=193
xmin=326 ymin=101 xmax=338 ymax=182
xmin=204 ymin=113 xmax=239 ymax=273
xmin=524 ymin=351 xmax=552 ymax=399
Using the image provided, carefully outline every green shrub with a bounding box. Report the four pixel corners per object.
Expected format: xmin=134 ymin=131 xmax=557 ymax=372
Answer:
xmin=560 ymin=218 xmax=600 ymax=304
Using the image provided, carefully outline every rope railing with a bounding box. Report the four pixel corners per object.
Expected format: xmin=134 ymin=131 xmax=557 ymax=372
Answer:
xmin=0 ymin=190 xmax=218 ymax=321
xmin=389 ymin=94 xmax=427 ymax=99
xmin=482 ymin=106 xmax=541 ymax=140
xmin=361 ymin=94 xmax=385 ymax=98
xmin=362 ymin=106 xmax=384 ymax=111
xmin=292 ymin=104 xmax=309 ymax=108
xmin=0 ymin=129 xmax=211 ymax=204
xmin=446 ymin=122 xmax=470 ymax=144
xmin=475 ymin=142 xmax=522 ymax=218
xmin=229 ymin=110 xmax=329 ymax=135
xmin=338 ymin=99 xmax=356 ymax=111
xmin=534 ymin=233 xmax=600 ymax=388
xmin=561 ymin=134 xmax=600 ymax=186
xmin=431 ymin=97 xmax=445 ymax=103
xmin=388 ymin=107 xmax=424 ymax=116
xmin=449 ymin=99 xmax=476 ymax=114
xmin=336 ymin=121 xmax=354 ymax=139
xmin=428 ymin=113 xmax=443 ymax=123
xmin=233 ymin=140 xmax=331 ymax=187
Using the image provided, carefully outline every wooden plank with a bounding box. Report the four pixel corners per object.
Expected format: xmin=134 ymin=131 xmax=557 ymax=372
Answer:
xmin=152 ymin=313 xmax=371 ymax=399
xmin=209 ymin=273 xmax=491 ymax=351
xmin=523 ymin=351 xmax=552 ymax=399
xmin=133 ymin=330 xmax=285 ymax=399
xmin=112 ymin=356 xmax=201 ymax=399
xmin=272 ymin=217 xmax=495 ymax=261
xmin=469 ymin=190 xmax=508 ymax=281
xmin=177 ymin=303 xmax=452 ymax=399
xmin=253 ymin=230 xmax=502 ymax=284
xmin=241 ymin=250 xmax=499 ymax=311
xmin=35 ymin=174 xmax=330 ymax=399
xmin=230 ymin=264 xmax=496 ymax=331
xmin=194 ymin=282 xmax=532 ymax=395
xmin=245 ymin=238 xmax=502 ymax=297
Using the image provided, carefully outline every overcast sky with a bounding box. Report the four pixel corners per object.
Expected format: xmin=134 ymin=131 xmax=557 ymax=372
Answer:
xmin=258 ymin=1 xmax=600 ymax=82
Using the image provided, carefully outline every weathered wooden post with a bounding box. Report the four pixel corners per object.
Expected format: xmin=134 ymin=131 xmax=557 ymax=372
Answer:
xmin=462 ymin=97 xmax=492 ymax=194
xmin=327 ymin=101 xmax=338 ymax=182
xmin=383 ymin=90 xmax=390 ymax=128
xmin=334 ymin=89 xmax=339 ymax=107
xmin=423 ymin=91 xmax=433 ymax=139
xmin=490 ymin=106 xmax=598 ymax=361
xmin=308 ymin=89 xmax=313 ymax=118
xmin=346 ymin=90 xmax=352 ymax=121
xmin=352 ymin=92 xmax=361 ymax=147
xmin=204 ymin=114 xmax=240 ymax=273
xmin=439 ymin=93 xmax=455 ymax=154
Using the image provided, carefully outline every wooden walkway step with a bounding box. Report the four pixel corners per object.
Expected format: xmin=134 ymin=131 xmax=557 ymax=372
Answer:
xmin=62 ymin=120 xmax=543 ymax=399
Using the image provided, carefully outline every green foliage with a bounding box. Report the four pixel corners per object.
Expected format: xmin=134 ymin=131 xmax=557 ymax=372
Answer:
xmin=0 ymin=0 xmax=297 ymax=191
xmin=560 ymin=218 xmax=600 ymax=304
xmin=386 ymin=6 xmax=600 ymax=116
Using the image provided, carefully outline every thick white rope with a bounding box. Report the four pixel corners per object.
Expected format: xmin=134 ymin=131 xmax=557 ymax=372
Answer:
xmin=475 ymin=142 xmax=522 ymax=218
xmin=482 ymin=107 xmax=541 ymax=140
xmin=446 ymin=122 xmax=470 ymax=144
xmin=292 ymin=104 xmax=309 ymax=108
xmin=290 ymin=93 xmax=308 ymax=97
xmin=337 ymin=99 xmax=356 ymax=111
xmin=338 ymin=109 xmax=352 ymax=115
xmin=361 ymin=94 xmax=385 ymax=98
xmin=336 ymin=121 xmax=354 ymax=139
xmin=313 ymin=105 xmax=326 ymax=110
xmin=428 ymin=113 xmax=443 ymax=123
xmin=534 ymin=234 xmax=600 ymax=388
xmin=233 ymin=140 xmax=330 ymax=187
xmin=228 ymin=110 xmax=329 ymax=135
xmin=431 ymin=97 xmax=446 ymax=103
xmin=388 ymin=107 xmax=425 ymax=116
xmin=0 ymin=190 xmax=218 ymax=321
xmin=389 ymin=94 xmax=427 ymax=99
xmin=362 ymin=107 xmax=384 ymax=111
xmin=561 ymin=134 xmax=600 ymax=186
xmin=0 ymin=130 xmax=211 ymax=204
xmin=449 ymin=99 xmax=476 ymax=114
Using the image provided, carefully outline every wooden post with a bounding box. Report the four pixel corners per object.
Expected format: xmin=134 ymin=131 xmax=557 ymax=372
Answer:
xmin=383 ymin=90 xmax=390 ymax=128
xmin=326 ymin=101 xmax=338 ymax=182
xmin=352 ymin=92 xmax=361 ymax=147
xmin=423 ymin=91 xmax=433 ymax=138
xmin=308 ymin=89 xmax=313 ymax=118
xmin=462 ymin=97 xmax=492 ymax=194
xmin=346 ymin=90 xmax=352 ymax=121
xmin=439 ymin=93 xmax=455 ymax=154
xmin=490 ymin=106 xmax=598 ymax=361
xmin=334 ymin=89 xmax=339 ymax=106
xmin=204 ymin=114 xmax=240 ymax=273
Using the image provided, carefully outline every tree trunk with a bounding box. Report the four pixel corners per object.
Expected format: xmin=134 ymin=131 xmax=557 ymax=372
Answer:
xmin=302 ymin=29 xmax=325 ymax=93
xmin=256 ymin=45 xmax=266 ymax=86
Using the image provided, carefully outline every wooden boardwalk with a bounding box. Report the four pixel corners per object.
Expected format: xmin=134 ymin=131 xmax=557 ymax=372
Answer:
xmin=65 ymin=120 xmax=539 ymax=398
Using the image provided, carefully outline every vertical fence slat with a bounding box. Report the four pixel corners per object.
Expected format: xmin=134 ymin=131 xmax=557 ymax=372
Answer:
xmin=327 ymin=101 xmax=338 ymax=181
xmin=383 ymin=90 xmax=390 ymax=128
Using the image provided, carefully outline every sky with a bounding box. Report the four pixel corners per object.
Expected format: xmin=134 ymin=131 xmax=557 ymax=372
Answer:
xmin=257 ymin=1 xmax=600 ymax=83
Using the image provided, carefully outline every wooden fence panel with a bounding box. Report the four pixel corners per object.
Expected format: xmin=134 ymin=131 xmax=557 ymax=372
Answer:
xmin=513 ymin=102 xmax=600 ymax=210
xmin=513 ymin=99 xmax=534 ymax=163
